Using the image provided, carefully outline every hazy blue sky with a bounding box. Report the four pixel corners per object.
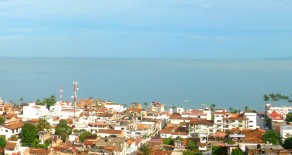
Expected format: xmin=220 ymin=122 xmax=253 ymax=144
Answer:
xmin=0 ymin=0 xmax=291 ymax=59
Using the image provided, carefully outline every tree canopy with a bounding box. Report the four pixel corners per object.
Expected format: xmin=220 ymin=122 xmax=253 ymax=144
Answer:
xmin=263 ymin=93 xmax=292 ymax=105
xmin=77 ymin=129 xmax=95 ymax=142
xmin=264 ymin=116 xmax=272 ymax=130
xmin=231 ymin=148 xmax=244 ymax=155
xmin=263 ymin=130 xmax=281 ymax=145
xmin=182 ymin=150 xmax=202 ymax=155
xmin=0 ymin=117 xmax=6 ymax=125
xmin=21 ymin=123 xmax=37 ymax=146
xmin=285 ymin=112 xmax=292 ymax=122
xmin=36 ymin=95 xmax=56 ymax=109
xmin=139 ymin=143 xmax=152 ymax=155
xmin=0 ymin=135 xmax=6 ymax=148
xmin=36 ymin=117 xmax=51 ymax=133
xmin=187 ymin=140 xmax=196 ymax=151
xmin=282 ymin=137 xmax=292 ymax=149
xmin=163 ymin=137 xmax=174 ymax=145
xmin=55 ymin=119 xmax=72 ymax=142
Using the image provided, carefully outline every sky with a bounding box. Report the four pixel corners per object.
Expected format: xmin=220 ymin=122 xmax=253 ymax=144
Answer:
xmin=0 ymin=0 xmax=292 ymax=59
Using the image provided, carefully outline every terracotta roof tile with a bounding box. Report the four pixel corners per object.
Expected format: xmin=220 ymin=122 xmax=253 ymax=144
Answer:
xmin=4 ymin=122 xmax=24 ymax=130
xmin=5 ymin=114 xmax=17 ymax=119
xmin=190 ymin=119 xmax=213 ymax=125
xmin=5 ymin=142 xmax=16 ymax=150
xmin=88 ymin=122 xmax=109 ymax=126
xmin=29 ymin=148 xmax=50 ymax=155
xmin=97 ymin=129 xmax=122 ymax=134
xmin=84 ymin=139 xmax=96 ymax=145
xmin=269 ymin=111 xmax=284 ymax=120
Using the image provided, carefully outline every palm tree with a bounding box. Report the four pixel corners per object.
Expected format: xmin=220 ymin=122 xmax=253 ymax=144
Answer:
xmin=210 ymin=104 xmax=216 ymax=112
xmin=19 ymin=97 xmax=24 ymax=104
xmin=143 ymin=102 xmax=148 ymax=110
xmin=139 ymin=143 xmax=152 ymax=155
xmin=263 ymin=94 xmax=269 ymax=103
xmin=244 ymin=106 xmax=249 ymax=111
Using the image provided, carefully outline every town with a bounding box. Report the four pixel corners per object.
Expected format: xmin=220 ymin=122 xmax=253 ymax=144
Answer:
xmin=0 ymin=93 xmax=292 ymax=155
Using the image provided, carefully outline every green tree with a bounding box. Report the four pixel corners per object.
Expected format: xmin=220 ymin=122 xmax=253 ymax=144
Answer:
xmin=163 ymin=137 xmax=174 ymax=145
xmin=35 ymin=98 xmax=41 ymax=105
xmin=0 ymin=135 xmax=6 ymax=148
xmin=0 ymin=117 xmax=6 ymax=125
xmin=21 ymin=123 xmax=37 ymax=146
xmin=36 ymin=95 xmax=56 ymax=109
xmin=19 ymin=97 xmax=24 ymax=104
xmin=282 ymin=137 xmax=292 ymax=149
xmin=263 ymin=130 xmax=281 ymax=145
xmin=244 ymin=106 xmax=249 ymax=111
xmin=36 ymin=117 xmax=51 ymax=133
xmin=212 ymin=146 xmax=221 ymax=155
xmin=187 ymin=140 xmax=196 ymax=151
xmin=264 ymin=116 xmax=272 ymax=130
xmin=55 ymin=119 xmax=72 ymax=142
xmin=182 ymin=150 xmax=202 ymax=155
xmin=139 ymin=143 xmax=152 ymax=155
xmin=78 ymin=130 xmax=94 ymax=142
xmin=44 ymin=95 xmax=56 ymax=109
xmin=210 ymin=104 xmax=216 ymax=112
xmin=263 ymin=94 xmax=270 ymax=103
xmin=143 ymin=102 xmax=148 ymax=110
xmin=285 ymin=112 xmax=292 ymax=122
xmin=231 ymin=148 xmax=244 ymax=155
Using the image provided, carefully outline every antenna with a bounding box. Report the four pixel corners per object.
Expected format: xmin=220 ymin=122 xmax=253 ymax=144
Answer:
xmin=73 ymin=81 xmax=78 ymax=117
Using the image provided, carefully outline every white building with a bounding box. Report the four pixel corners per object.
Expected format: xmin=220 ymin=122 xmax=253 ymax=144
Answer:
xmin=21 ymin=103 xmax=49 ymax=120
xmin=265 ymin=104 xmax=292 ymax=116
xmin=214 ymin=109 xmax=257 ymax=131
xmin=0 ymin=122 xmax=24 ymax=140
xmin=176 ymin=107 xmax=185 ymax=114
xmin=149 ymin=102 xmax=165 ymax=112
xmin=280 ymin=124 xmax=292 ymax=140
xmin=49 ymin=101 xmax=83 ymax=118
xmin=104 ymin=103 xmax=126 ymax=112
xmin=188 ymin=119 xmax=215 ymax=138
xmin=214 ymin=109 xmax=230 ymax=131
xmin=244 ymin=111 xmax=257 ymax=129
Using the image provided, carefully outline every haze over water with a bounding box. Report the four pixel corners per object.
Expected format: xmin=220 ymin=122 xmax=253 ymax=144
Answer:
xmin=1 ymin=57 xmax=292 ymax=111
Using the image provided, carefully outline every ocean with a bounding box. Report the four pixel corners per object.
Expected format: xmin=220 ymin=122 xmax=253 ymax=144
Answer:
xmin=0 ymin=57 xmax=292 ymax=111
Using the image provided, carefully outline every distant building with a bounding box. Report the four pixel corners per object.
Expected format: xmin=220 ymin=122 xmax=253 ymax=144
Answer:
xmin=21 ymin=103 xmax=48 ymax=120
xmin=149 ymin=102 xmax=165 ymax=112
xmin=280 ymin=124 xmax=292 ymax=140
xmin=245 ymin=144 xmax=283 ymax=155
xmin=265 ymin=103 xmax=292 ymax=116
xmin=214 ymin=109 xmax=257 ymax=131
xmin=0 ymin=121 xmax=24 ymax=140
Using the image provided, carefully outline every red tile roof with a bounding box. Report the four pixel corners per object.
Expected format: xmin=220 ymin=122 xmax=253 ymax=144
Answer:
xmin=269 ymin=111 xmax=284 ymax=120
xmin=29 ymin=148 xmax=50 ymax=155
xmin=88 ymin=122 xmax=109 ymax=126
xmin=4 ymin=122 xmax=24 ymax=130
xmin=84 ymin=139 xmax=96 ymax=145
xmin=97 ymin=129 xmax=122 ymax=134
xmin=5 ymin=142 xmax=16 ymax=150
xmin=190 ymin=119 xmax=213 ymax=125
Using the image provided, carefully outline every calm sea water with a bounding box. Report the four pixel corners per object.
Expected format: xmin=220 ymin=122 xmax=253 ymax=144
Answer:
xmin=0 ymin=57 xmax=292 ymax=111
